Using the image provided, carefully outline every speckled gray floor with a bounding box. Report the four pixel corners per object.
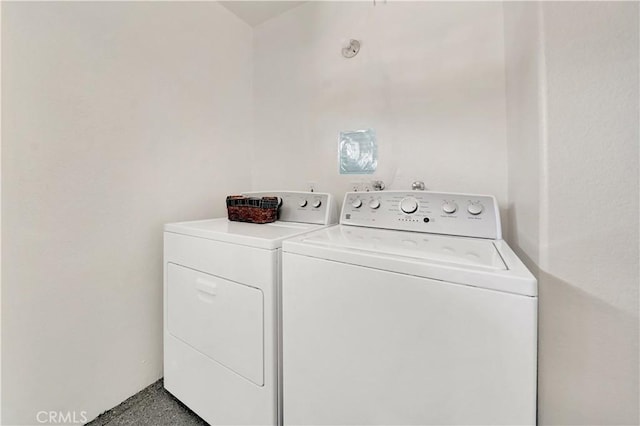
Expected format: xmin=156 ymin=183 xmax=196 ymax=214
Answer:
xmin=87 ymin=379 xmax=208 ymax=426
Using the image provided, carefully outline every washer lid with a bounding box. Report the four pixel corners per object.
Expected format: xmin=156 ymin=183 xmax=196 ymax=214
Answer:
xmin=283 ymin=226 xmax=537 ymax=296
xmin=164 ymin=218 xmax=327 ymax=250
xmin=299 ymin=226 xmax=506 ymax=270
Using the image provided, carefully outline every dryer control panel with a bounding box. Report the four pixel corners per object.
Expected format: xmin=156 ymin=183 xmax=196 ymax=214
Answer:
xmin=341 ymin=191 xmax=501 ymax=239
xmin=244 ymin=191 xmax=337 ymax=225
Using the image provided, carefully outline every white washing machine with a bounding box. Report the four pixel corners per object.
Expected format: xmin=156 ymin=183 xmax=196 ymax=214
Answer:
xmin=282 ymin=191 xmax=537 ymax=425
xmin=164 ymin=191 xmax=337 ymax=426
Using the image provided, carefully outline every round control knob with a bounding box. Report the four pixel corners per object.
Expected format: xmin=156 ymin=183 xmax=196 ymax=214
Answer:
xmin=312 ymin=199 xmax=322 ymax=208
xmin=400 ymin=197 xmax=419 ymax=214
xmin=299 ymin=199 xmax=308 ymax=208
xmin=467 ymin=203 xmax=483 ymax=215
xmin=352 ymin=199 xmax=363 ymax=208
xmin=442 ymin=202 xmax=457 ymax=214
xmin=369 ymin=199 xmax=381 ymax=209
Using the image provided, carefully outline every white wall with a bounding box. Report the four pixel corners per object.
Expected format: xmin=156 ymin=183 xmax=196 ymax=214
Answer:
xmin=504 ymin=1 xmax=543 ymax=271
xmin=504 ymin=2 xmax=639 ymax=424
xmin=1 ymin=2 xmax=252 ymax=424
xmin=0 ymin=3 xmax=3 ymax=423
xmin=252 ymin=1 xmax=509 ymax=219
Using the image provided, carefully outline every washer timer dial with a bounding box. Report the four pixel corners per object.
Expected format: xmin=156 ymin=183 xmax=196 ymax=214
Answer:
xmin=399 ymin=197 xmax=419 ymax=214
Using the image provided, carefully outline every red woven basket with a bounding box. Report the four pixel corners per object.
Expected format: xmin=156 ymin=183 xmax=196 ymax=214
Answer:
xmin=226 ymin=195 xmax=279 ymax=224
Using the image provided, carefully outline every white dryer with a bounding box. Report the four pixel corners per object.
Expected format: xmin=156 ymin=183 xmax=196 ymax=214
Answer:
xmin=282 ymin=191 xmax=537 ymax=425
xmin=164 ymin=191 xmax=337 ymax=426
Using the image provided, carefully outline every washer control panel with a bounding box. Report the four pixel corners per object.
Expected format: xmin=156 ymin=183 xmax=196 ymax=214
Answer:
xmin=341 ymin=191 xmax=501 ymax=239
xmin=243 ymin=191 xmax=336 ymax=225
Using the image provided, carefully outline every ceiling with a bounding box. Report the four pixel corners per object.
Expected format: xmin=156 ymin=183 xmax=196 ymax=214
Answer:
xmin=219 ymin=1 xmax=307 ymax=27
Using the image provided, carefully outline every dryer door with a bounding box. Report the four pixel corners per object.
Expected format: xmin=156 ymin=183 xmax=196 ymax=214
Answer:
xmin=168 ymin=263 xmax=264 ymax=386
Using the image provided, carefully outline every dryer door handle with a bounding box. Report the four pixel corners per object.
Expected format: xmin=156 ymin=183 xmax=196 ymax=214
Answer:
xmin=196 ymin=278 xmax=217 ymax=296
